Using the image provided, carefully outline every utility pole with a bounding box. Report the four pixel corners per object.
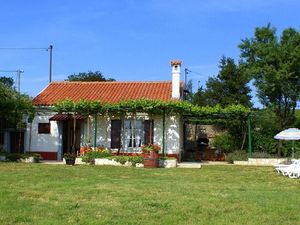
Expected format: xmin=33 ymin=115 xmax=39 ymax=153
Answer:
xmin=0 ymin=70 xmax=23 ymax=92
xmin=17 ymin=70 xmax=24 ymax=93
xmin=184 ymin=68 xmax=188 ymax=91
xmin=184 ymin=68 xmax=191 ymax=100
xmin=49 ymin=45 xmax=53 ymax=83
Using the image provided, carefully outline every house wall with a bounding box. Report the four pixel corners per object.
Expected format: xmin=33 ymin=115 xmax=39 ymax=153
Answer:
xmin=153 ymin=115 xmax=182 ymax=156
xmin=89 ymin=114 xmax=183 ymax=158
xmin=25 ymin=111 xmax=183 ymax=160
xmin=24 ymin=111 xmax=60 ymax=160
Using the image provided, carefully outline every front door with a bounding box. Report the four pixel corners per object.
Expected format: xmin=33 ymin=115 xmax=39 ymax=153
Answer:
xmin=10 ymin=131 xmax=24 ymax=154
xmin=62 ymin=120 xmax=82 ymax=155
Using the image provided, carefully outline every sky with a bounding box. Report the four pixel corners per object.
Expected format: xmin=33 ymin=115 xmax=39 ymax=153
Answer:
xmin=0 ymin=0 xmax=299 ymax=107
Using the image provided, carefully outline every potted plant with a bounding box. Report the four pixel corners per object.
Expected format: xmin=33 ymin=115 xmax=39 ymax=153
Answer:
xmin=141 ymin=144 xmax=161 ymax=168
xmin=64 ymin=153 xmax=77 ymax=165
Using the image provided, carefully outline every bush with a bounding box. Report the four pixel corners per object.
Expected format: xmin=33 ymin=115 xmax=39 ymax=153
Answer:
xmin=107 ymin=156 xmax=144 ymax=167
xmin=212 ymin=132 xmax=236 ymax=153
xmin=5 ymin=153 xmax=22 ymax=162
xmin=108 ymin=156 xmax=128 ymax=165
xmin=127 ymin=156 xmax=143 ymax=166
xmin=63 ymin=153 xmax=77 ymax=160
xmin=252 ymin=152 xmax=274 ymax=158
xmin=252 ymin=130 xmax=278 ymax=154
xmin=22 ymin=153 xmax=42 ymax=162
xmin=225 ymin=150 xmax=248 ymax=163
xmin=81 ymin=150 xmax=111 ymax=164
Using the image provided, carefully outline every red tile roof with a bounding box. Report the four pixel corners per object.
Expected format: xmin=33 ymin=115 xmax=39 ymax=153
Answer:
xmin=32 ymin=81 xmax=177 ymax=106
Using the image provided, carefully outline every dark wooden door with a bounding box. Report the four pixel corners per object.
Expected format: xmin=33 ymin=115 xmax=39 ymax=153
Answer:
xmin=111 ymin=120 xmax=121 ymax=149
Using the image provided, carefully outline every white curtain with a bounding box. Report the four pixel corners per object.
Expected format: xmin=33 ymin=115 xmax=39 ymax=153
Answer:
xmin=123 ymin=119 xmax=144 ymax=151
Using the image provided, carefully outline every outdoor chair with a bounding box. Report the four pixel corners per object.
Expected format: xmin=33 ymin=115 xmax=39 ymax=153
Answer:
xmin=274 ymin=160 xmax=300 ymax=176
xmin=288 ymin=164 xmax=300 ymax=179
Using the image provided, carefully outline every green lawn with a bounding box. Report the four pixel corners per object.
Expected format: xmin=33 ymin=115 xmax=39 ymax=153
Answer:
xmin=0 ymin=163 xmax=299 ymax=225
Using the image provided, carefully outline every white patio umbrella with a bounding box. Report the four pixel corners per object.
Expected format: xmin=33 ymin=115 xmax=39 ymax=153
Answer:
xmin=274 ymin=128 xmax=300 ymax=158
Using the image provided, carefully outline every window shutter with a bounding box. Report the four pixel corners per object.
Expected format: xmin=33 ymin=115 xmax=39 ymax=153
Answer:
xmin=111 ymin=120 xmax=121 ymax=149
xmin=144 ymin=120 xmax=154 ymax=145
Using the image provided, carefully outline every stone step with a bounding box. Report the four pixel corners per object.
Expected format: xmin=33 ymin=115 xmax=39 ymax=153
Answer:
xmin=177 ymin=162 xmax=202 ymax=169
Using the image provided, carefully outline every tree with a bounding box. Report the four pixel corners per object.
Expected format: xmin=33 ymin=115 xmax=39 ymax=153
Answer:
xmin=192 ymin=86 xmax=208 ymax=106
xmin=0 ymin=78 xmax=34 ymax=130
xmin=184 ymin=79 xmax=193 ymax=102
xmin=239 ymin=24 xmax=300 ymax=130
xmin=66 ymin=71 xmax=115 ymax=81
xmin=204 ymin=56 xmax=252 ymax=108
xmin=0 ymin=76 xmax=14 ymax=88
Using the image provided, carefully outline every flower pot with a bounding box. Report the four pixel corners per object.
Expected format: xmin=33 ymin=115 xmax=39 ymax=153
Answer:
xmin=143 ymin=151 xmax=159 ymax=168
xmin=65 ymin=158 xmax=76 ymax=166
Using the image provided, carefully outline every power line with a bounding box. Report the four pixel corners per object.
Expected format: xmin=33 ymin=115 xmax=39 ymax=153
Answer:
xmin=187 ymin=69 xmax=204 ymax=77
xmin=0 ymin=47 xmax=49 ymax=50
xmin=0 ymin=44 xmax=53 ymax=83
xmin=0 ymin=70 xmax=20 ymax=72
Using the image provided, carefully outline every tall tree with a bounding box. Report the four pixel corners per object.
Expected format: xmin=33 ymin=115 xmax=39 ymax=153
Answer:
xmin=67 ymin=71 xmax=115 ymax=81
xmin=239 ymin=24 xmax=300 ymax=130
xmin=192 ymin=86 xmax=208 ymax=106
xmin=0 ymin=79 xmax=34 ymax=130
xmin=204 ymin=56 xmax=252 ymax=107
xmin=184 ymin=79 xmax=193 ymax=102
xmin=0 ymin=76 xmax=14 ymax=88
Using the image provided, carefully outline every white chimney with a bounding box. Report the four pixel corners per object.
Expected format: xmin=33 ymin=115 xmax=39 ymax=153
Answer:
xmin=171 ymin=60 xmax=182 ymax=99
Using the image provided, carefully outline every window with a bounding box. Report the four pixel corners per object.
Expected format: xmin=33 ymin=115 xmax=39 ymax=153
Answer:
xmin=110 ymin=119 xmax=154 ymax=150
xmin=38 ymin=123 xmax=51 ymax=134
xmin=124 ymin=120 xmax=144 ymax=149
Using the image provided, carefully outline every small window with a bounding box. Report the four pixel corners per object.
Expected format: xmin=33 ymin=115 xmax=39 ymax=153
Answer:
xmin=38 ymin=123 xmax=51 ymax=134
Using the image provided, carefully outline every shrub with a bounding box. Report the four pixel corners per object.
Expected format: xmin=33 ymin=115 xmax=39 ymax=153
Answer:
xmin=252 ymin=130 xmax=278 ymax=154
xmin=127 ymin=156 xmax=143 ymax=166
xmin=107 ymin=156 xmax=144 ymax=166
xmin=212 ymin=132 xmax=236 ymax=153
xmin=252 ymin=152 xmax=274 ymax=158
xmin=22 ymin=153 xmax=42 ymax=162
xmin=6 ymin=153 xmax=22 ymax=162
xmin=81 ymin=150 xmax=111 ymax=164
xmin=225 ymin=150 xmax=248 ymax=163
xmin=63 ymin=153 xmax=77 ymax=160
xmin=110 ymin=156 xmax=128 ymax=165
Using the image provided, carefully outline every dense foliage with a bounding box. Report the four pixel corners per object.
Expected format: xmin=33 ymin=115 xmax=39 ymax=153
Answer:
xmin=53 ymin=99 xmax=250 ymax=118
xmin=0 ymin=78 xmax=34 ymax=129
xmin=67 ymin=71 xmax=115 ymax=81
xmin=81 ymin=149 xmax=112 ymax=164
xmin=107 ymin=155 xmax=144 ymax=166
xmin=212 ymin=132 xmax=236 ymax=153
xmin=201 ymin=56 xmax=252 ymax=108
xmin=239 ymin=23 xmax=300 ymax=130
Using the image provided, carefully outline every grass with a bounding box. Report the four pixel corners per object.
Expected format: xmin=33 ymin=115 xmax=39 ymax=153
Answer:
xmin=0 ymin=163 xmax=299 ymax=225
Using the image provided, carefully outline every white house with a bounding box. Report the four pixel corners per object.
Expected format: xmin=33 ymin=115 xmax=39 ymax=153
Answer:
xmin=25 ymin=60 xmax=184 ymax=160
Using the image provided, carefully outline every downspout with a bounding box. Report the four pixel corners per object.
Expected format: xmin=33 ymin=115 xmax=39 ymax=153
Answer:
xmin=94 ymin=114 xmax=97 ymax=148
xmin=162 ymin=109 xmax=165 ymax=159
xmin=28 ymin=122 xmax=32 ymax=152
xmin=247 ymin=114 xmax=252 ymax=158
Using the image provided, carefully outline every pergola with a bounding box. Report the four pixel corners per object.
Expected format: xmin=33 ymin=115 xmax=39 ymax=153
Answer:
xmin=53 ymin=99 xmax=252 ymax=158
